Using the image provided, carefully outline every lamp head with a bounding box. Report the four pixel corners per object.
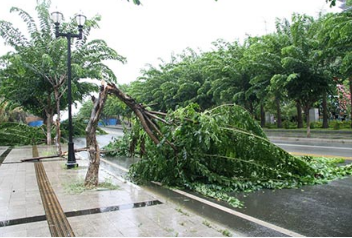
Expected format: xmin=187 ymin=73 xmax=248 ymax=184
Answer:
xmin=51 ymin=11 xmax=64 ymax=25
xmin=75 ymin=14 xmax=86 ymax=27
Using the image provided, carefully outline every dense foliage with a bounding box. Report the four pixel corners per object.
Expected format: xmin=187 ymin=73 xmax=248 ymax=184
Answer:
xmin=0 ymin=119 xmax=106 ymax=146
xmin=106 ymin=104 xmax=352 ymax=207
xmin=0 ymin=0 xmax=125 ymax=146
xmin=127 ymin=12 xmax=352 ymax=131
xmin=0 ymin=122 xmax=45 ymax=145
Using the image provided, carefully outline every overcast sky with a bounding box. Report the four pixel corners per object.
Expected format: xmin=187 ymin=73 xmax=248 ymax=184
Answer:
xmin=0 ymin=0 xmax=341 ymax=86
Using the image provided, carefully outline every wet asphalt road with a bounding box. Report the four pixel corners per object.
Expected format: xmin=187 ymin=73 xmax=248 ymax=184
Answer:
xmin=271 ymin=139 xmax=352 ymax=158
xmin=75 ymin=127 xmax=352 ymax=236
xmin=235 ymin=177 xmax=352 ymax=236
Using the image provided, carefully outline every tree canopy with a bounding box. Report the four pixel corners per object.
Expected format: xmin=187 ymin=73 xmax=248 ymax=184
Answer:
xmin=0 ymin=0 xmax=126 ymax=145
xmin=126 ymin=11 xmax=352 ymax=130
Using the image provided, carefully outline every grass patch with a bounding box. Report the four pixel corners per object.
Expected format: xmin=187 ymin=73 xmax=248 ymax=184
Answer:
xmin=97 ymin=177 xmax=120 ymax=190
xmin=63 ymin=177 xmax=120 ymax=194
xmin=202 ymin=220 xmax=212 ymax=228
xmin=40 ymin=147 xmax=58 ymax=157
xmin=219 ymin=229 xmax=232 ymax=237
xmin=175 ymin=207 xmax=190 ymax=216
xmin=63 ymin=179 xmax=87 ymax=194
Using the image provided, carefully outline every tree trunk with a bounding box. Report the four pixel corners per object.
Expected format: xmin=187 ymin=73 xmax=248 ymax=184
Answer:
xmin=296 ymin=101 xmax=303 ymax=128
xmin=84 ymin=85 xmax=109 ymax=187
xmin=54 ymin=88 xmax=62 ymax=156
xmin=44 ymin=94 xmax=54 ymax=145
xmin=260 ymin=103 xmax=265 ymax=128
xmin=275 ymin=97 xmax=282 ymax=128
xmin=107 ymin=84 xmax=161 ymax=145
xmin=45 ymin=111 xmax=52 ymax=145
xmin=322 ymin=91 xmax=329 ymax=128
xmin=84 ymin=82 xmax=176 ymax=187
xmin=46 ymin=75 xmax=66 ymax=153
xmin=350 ymin=77 xmax=352 ymax=129
xmin=305 ymin=105 xmax=311 ymax=138
xmin=249 ymin=101 xmax=254 ymax=115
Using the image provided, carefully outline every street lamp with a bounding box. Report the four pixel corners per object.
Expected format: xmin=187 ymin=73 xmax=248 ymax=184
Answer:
xmin=51 ymin=11 xmax=86 ymax=169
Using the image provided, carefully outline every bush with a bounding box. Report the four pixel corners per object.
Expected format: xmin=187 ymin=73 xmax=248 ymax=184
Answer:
xmin=0 ymin=122 xmax=45 ymax=146
xmin=332 ymin=121 xmax=341 ymax=130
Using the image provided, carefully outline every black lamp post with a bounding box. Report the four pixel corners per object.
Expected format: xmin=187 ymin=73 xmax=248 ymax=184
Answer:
xmin=51 ymin=11 xmax=86 ymax=169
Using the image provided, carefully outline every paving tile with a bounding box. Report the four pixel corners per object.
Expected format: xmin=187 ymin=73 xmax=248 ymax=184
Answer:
xmin=0 ymin=149 xmax=239 ymax=237
xmin=0 ymin=199 xmax=10 ymax=209
xmin=26 ymin=222 xmax=51 ymax=237
xmin=0 ymin=230 xmax=27 ymax=237
xmin=25 ymin=205 xmax=45 ymax=217
xmin=9 ymin=198 xmax=26 ymax=207
xmin=117 ymin=226 xmax=151 ymax=237
xmin=72 ymin=225 xmax=97 ymax=237
xmin=6 ymin=204 xmax=27 ymax=220
xmin=0 ymin=223 xmax=28 ymax=237
xmin=108 ymin=214 xmax=138 ymax=229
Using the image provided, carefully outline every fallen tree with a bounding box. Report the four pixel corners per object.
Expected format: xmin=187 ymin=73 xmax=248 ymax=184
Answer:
xmin=84 ymin=82 xmax=172 ymax=186
xmin=84 ymin=82 xmax=352 ymax=206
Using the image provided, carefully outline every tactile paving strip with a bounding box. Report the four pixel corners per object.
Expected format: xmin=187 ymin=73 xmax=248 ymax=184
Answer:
xmin=35 ymin=162 xmax=75 ymax=237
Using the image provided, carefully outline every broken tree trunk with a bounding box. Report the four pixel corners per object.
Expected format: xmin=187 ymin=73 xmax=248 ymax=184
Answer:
xmin=84 ymin=82 xmax=176 ymax=187
xmin=106 ymin=83 xmax=177 ymax=151
xmin=84 ymin=85 xmax=109 ymax=187
xmin=106 ymin=83 xmax=160 ymax=145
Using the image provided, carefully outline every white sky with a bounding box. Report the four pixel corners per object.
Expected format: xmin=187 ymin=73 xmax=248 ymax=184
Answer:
xmin=0 ymin=0 xmax=342 ymax=86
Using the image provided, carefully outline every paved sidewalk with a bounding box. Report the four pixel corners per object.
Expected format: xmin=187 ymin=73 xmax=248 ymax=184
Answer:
xmin=0 ymin=146 xmax=236 ymax=237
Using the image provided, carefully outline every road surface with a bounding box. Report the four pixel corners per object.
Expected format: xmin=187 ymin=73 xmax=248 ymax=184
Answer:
xmin=270 ymin=137 xmax=352 ymax=159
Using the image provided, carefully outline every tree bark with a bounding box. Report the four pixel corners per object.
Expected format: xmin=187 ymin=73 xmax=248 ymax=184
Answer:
xmin=260 ymin=103 xmax=265 ymax=128
xmin=322 ymin=91 xmax=329 ymax=128
xmin=84 ymin=85 xmax=109 ymax=187
xmin=305 ymin=105 xmax=311 ymax=138
xmin=275 ymin=97 xmax=282 ymax=128
xmin=84 ymin=82 xmax=176 ymax=187
xmin=107 ymin=84 xmax=161 ymax=145
xmin=296 ymin=101 xmax=303 ymax=128
xmin=45 ymin=111 xmax=53 ymax=145
xmin=350 ymin=77 xmax=352 ymax=129
xmin=46 ymin=75 xmax=66 ymax=155
xmin=54 ymin=87 xmax=62 ymax=156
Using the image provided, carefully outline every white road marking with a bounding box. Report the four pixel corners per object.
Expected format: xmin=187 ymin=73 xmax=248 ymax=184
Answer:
xmin=275 ymin=143 xmax=352 ymax=150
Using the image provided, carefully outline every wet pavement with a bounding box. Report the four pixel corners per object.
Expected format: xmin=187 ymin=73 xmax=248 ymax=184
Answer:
xmin=92 ymin=126 xmax=352 ymax=237
xmin=0 ymin=146 xmax=239 ymax=237
xmin=1 ymin=127 xmax=352 ymax=237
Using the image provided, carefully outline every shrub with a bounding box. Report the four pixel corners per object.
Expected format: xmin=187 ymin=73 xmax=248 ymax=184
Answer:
xmin=0 ymin=122 xmax=45 ymax=146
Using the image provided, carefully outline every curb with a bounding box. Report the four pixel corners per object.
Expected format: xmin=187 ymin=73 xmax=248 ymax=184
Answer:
xmin=268 ymin=136 xmax=352 ymax=144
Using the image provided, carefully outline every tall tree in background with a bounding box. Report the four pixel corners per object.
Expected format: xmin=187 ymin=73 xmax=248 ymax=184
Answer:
xmin=0 ymin=0 xmax=125 ymax=152
xmin=323 ymin=11 xmax=352 ymax=128
xmin=244 ymin=33 xmax=289 ymax=128
xmin=279 ymin=14 xmax=331 ymax=137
